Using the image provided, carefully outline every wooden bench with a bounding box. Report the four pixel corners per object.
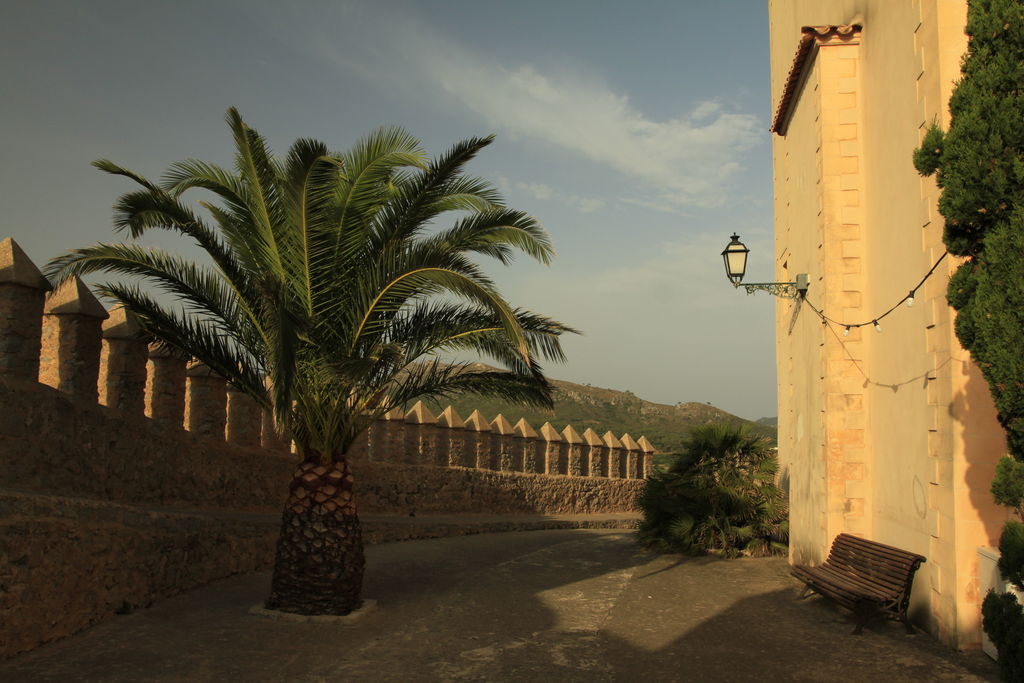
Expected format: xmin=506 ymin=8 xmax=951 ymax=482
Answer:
xmin=791 ymin=533 xmax=926 ymax=634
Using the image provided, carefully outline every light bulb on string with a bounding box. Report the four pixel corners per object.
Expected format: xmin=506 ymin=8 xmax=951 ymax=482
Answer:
xmin=795 ymin=251 xmax=950 ymax=343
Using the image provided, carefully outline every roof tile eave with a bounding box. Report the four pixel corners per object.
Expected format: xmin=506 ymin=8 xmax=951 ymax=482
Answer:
xmin=770 ymin=24 xmax=862 ymax=136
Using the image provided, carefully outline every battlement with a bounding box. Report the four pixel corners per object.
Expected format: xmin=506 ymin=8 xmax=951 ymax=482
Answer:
xmin=0 ymin=237 xmax=656 ymax=481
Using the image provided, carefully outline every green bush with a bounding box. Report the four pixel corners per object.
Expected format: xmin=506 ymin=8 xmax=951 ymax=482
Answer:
xmin=912 ymin=123 xmax=944 ymax=176
xmin=992 ymin=456 xmax=1024 ymax=516
xmin=637 ymin=423 xmax=788 ymax=558
xmin=998 ymin=521 xmax=1024 ymax=592
xmin=982 ymin=590 xmax=1024 ymax=682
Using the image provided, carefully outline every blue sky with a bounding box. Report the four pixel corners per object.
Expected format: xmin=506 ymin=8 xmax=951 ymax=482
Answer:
xmin=1 ymin=0 xmax=778 ymax=420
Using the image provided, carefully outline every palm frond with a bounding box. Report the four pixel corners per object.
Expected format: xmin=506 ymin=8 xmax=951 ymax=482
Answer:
xmin=225 ymin=107 xmax=290 ymax=279
xmin=373 ymin=135 xmax=496 ymax=245
xmin=94 ymin=282 xmax=265 ymax=400
xmin=333 ymin=126 xmax=426 ymax=258
xmin=638 ymin=422 xmax=788 ymax=558
xmin=44 ymin=243 xmax=251 ymax=340
xmin=427 ymin=208 xmax=555 ymax=265
xmin=349 ymin=264 xmax=530 ymax=363
xmin=382 ymin=360 xmax=555 ymax=411
xmin=92 ymin=159 xmax=161 ymax=192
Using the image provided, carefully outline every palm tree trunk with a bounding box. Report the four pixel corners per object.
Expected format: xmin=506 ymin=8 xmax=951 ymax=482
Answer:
xmin=265 ymin=456 xmax=365 ymax=615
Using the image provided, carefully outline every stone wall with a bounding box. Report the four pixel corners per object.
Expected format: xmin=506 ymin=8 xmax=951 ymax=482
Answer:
xmin=0 ymin=375 xmax=645 ymax=517
xmin=0 ymin=491 xmax=279 ymax=659
xmin=0 ymin=238 xmax=655 ymax=659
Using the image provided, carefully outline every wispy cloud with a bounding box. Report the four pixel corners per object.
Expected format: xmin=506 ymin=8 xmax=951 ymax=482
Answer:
xmin=302 ymin=7 xmax=764 ymax=212
xmin=427 ymin=60 xmax=762 ymax=210
xmin=516 ymin=181 xmax=555 ymax=202
xmin=502 ymin=178 xmax=606 ymax=214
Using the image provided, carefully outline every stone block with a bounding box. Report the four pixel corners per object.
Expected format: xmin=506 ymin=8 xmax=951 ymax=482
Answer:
xmin=146 ymin=344 xmax=186 ymax=427
xmin=39 ymin=277 xmax=108 ymax=401
xmin=226 ymin=387 xmax=261 ymax=448
xmin=184 ymin=362 xmax=227 ymax=441
xmin=260 ymin=410 xmax=290 ymax=454
xmin=837 ymin=77 xmax=858 ymax=95
xmin=99 ymin=307 xmax=147 ymax=416
xmin=840 ymin=206 xmax=862 ymax=225
xmin=0 ymin=240 xmax=51 ymax=382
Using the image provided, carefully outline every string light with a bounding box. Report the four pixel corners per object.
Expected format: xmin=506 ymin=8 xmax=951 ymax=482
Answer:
xmin=803 ymin=252 xmax=948 ymax=334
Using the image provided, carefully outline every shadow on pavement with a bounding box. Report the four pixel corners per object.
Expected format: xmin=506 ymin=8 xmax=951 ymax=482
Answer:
xmin=0 ymin=529 xmax=1002 ymax=682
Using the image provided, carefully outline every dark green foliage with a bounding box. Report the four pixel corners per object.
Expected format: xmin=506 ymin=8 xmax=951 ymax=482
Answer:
xmin=914 ymin=1 xmax=1024 ymax=670
xmin=946 ymin=261 xmax=977 ymax=310
xmin=998 ymin=521 xmax=1024 ymax=591
xmin=924 ymin=0 xmax=1024 ymax=258
xmin=913 ymin=123 xmax=944 ymax=176
xmin=966 ymin=210 xmax=1024 ymax=456
xmin=993 ymin=456 xmax=1024 ymax=517
xmin=637 ymin=423 xmax=788 ymax=558
xmin=983 ymin=590 xmax=1024 ymax=681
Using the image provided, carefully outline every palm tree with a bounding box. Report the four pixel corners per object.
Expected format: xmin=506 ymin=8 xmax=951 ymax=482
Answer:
xmin=638 ymin=423 xmax=788 ymax=558
xmin=46 ymin=108 xmax=576 ymax=615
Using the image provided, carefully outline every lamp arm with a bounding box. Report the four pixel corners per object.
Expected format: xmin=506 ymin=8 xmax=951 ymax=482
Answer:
xmin=732 ymin=274 xmax=809 ymax=299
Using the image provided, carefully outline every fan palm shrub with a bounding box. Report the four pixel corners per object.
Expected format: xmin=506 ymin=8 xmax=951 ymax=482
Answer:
xmin=638 ymin=423 xmax=788 ymax=558
xmin=45 ymin=108 xmax=575 ymax=615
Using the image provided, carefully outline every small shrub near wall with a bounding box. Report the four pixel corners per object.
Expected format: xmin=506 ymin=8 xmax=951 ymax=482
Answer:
xmin=637 ymin=424 xmax=788 ymax=558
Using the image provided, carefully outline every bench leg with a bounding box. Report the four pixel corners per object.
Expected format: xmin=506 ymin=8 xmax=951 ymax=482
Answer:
xmin=852 ymin=600 xmax=879 ymax=635
xmin=900 ymin=613 xmax=916 ymax=635
xmin=797 ymin=585 xmax=813 ymax=600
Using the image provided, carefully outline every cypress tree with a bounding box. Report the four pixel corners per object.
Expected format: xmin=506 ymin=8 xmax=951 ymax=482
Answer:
xmin=914 ymin=1 xmax=1024 ymax=675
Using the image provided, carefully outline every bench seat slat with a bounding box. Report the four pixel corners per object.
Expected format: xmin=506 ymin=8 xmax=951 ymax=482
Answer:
xmin=837 ymin=534 xmax=926 ymax=562
xmin=831 ymin=550 xmax=924 ymax=572
xmin=822 ymin=558 xmax=913 ymax=593
xmin=829 ymin=538 xmax=921 ymax=564
xmin=793 ymin=565 xmax=893 ymax=602
xmin=829 ymin=540 xmax=920 ymax=562
xmin=812 ymin=564 xmax=899 ymax=596
xmin=792 ymin=569 xmax=859 ymax=608
xmin=828 ymin=541 xmax=921 ymax=574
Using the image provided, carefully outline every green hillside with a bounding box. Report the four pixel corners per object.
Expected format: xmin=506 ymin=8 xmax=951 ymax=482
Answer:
xmin=415 ymin=366 xmax=776 ymax=456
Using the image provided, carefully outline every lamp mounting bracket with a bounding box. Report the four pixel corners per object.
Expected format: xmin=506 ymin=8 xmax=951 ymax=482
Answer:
xmin=733 ymin=273 xmax=809 ymax=299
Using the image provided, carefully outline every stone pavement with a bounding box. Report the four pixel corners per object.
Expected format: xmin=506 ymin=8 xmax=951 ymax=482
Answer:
xmin=0 ymin=529 xmax=1000 ymax=682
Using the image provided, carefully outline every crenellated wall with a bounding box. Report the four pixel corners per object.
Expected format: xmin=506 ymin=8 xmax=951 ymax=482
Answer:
xmin=0 ymin=237 xmax=656 ymax=488
xmin=0 ymin=238 xmax=656 ymax=659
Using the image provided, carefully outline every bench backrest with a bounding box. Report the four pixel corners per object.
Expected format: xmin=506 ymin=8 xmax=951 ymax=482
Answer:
xmin=824 ymin=533 xmax=926 ymax=597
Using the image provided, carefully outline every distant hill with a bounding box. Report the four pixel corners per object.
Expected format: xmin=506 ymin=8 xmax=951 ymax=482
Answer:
xmin=416 ymin=365 xmax=776 ymax=456
xmin=756 ymin=417 xmax=778 ymax=428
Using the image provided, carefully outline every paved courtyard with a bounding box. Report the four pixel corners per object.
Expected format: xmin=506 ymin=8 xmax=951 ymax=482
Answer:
xmin=1 ymin=529 xmax=1000 ymax=682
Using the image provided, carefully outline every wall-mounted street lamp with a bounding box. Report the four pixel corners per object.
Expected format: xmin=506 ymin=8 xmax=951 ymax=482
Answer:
xmin=721 ymin=233 xmax=808 ymax=299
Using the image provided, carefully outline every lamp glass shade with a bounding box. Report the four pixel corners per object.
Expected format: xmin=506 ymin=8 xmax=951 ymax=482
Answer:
xmin=721 ymin=234 xmax=749 ymax=283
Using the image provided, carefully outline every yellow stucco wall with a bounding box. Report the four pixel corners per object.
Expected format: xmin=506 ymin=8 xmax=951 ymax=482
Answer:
xmin=769 ymin=0 xmax=1009 ymax=649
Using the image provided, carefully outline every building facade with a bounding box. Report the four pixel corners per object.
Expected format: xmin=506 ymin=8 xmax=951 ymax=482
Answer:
xmin=769 ymin=0 xmax=1009 ymax=648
